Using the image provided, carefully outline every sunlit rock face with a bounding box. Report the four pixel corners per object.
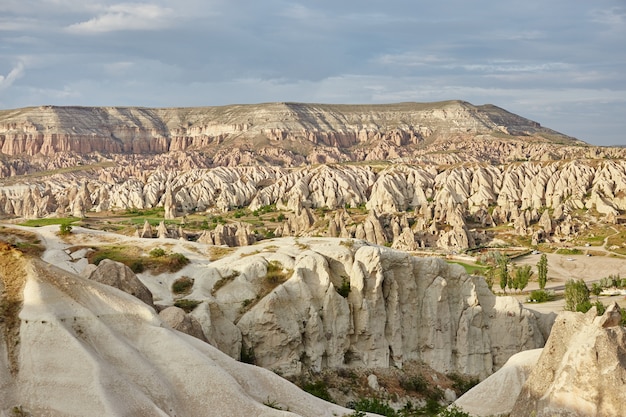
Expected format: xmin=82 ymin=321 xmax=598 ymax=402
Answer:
xmin=509 ymin=304 xmax=626 ymax=417
xmin=0 ymin=244 xmax=355 ymax=417
xmin=207 ymin=240 xmax=548 ymax=379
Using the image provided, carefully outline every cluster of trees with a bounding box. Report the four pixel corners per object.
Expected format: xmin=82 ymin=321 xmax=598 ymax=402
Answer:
xmin=484 ymin=253 xmax=548 ymax=294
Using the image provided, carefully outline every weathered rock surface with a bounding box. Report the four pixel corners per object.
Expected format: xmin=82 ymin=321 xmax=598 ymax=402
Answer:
xmin=510 ymin=303 xmax=626 ymax=417
xmin=1 ymin=245 xmax=354 ymax=417
xmin=205 ymin=239 xmax=549 ymax=379
xmin=3 ymin=159 xmax=625 ymax=251
xmin=158 ymin=306 xmax=208 ymax=342
xmin=88 ymin=259 xmax=155 ymax=308
xmin=454 ymin=349 xmax=543 ymax=417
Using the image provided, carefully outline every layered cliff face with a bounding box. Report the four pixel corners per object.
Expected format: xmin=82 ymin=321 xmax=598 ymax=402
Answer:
xmin=0 ymin=101 xmax=597 ymax=168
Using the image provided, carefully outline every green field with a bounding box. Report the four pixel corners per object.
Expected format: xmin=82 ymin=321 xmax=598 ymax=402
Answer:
xmin=19 ymin=217 xmax=81 ymax=227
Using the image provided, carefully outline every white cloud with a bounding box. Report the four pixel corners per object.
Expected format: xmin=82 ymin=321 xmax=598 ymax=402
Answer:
xmin=375 ymin=52 xmax=450 ymax=67
xmin=0 ymin=62 xmax=25 ymax=91
xmin=65 ymin=3 xmax=173 ymax=33
xmin=455 ymin=61 xmax=571 ymax=73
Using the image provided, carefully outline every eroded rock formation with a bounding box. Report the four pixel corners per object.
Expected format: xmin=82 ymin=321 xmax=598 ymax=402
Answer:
xmin=510 ymin=304 xmax=626 ymax=417
xmin=202 ymin=239 xmax=549 ymax=379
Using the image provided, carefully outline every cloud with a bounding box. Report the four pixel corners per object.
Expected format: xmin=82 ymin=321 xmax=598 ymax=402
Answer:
xmin=65 ymin=3 xmax=173 ymax=33
xmin=591 ymin=7 xmax=626 ymax=27
xmin=0 ymin=62 xmax=25 ymax=91
xmin=376 ymin=52 xmax=450 ymax=67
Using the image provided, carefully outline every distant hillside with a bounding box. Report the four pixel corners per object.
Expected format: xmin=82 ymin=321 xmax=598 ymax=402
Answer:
xmin=0 ymin=101 xmax=592 ymax=165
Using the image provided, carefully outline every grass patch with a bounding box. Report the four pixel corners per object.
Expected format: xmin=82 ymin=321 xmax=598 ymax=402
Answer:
xmin=265 ymin=260 xmax=292 ymax=286
xmin=208 ymin=246 xmax=235 ymax=261
xmin=172 ymin=276 xmax=194 ymax=295
xmin=339 ymin=239 xmax=355 ymax=248
xmin=447 ymin=261 xmax=488 ymax=275
xmin=87 ymin=246 xmax=189 ymax=273
xmin=173 ymin=299 xmax=201 ymax=313
xmin=19 ymin=217 xmax=80 ymax=227
xmin=211 ymin=270 xmax=240 ymax=296
xmin=555 ymin=248 xmax=583 ymax=255
xmin=0 ymin=227 xmax=45 ymax=257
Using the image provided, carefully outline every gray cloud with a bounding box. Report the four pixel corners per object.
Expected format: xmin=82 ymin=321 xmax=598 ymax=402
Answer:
xmin=0 ymin=0 xmax=624 ymax=145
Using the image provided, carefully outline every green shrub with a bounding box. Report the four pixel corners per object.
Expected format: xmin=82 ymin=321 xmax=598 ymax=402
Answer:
xmin=302 ymin=381 xmax=334 ymax=403
xmin=447 ymin=373 xmax=479 ymax=395
xmin=564 ymin=279 xmax=590 ymax=312
xmin=437 ymin=405 xmax=473 ymax=417
xmin=150 ymin=247 xmax=166 ymax=257
xmin=129 ymin=260 xmax=145 ymax=273
xmin=399 ymin=375 xmax=428 ymax=392
xmin=594 ymin=301 xmax=606 ymax=315
xmin=347 ymin=398 xmax=397 ymax=417
xmin=166 ymin=253 xmax=190 ymax=272
xmin=172 ymin=276 xmax=194 ymax=294
xmin=528 ymin=289 xmax=552 ymax=303
xmin=58 ymin=223 xmax=73 ymax=236
xmin=173 ymin=299 xmax=201 ymax=312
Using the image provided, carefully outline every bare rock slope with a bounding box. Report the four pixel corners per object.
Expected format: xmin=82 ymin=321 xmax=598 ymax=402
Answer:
xmin=0 ymin=244 xmax=356 ymax=417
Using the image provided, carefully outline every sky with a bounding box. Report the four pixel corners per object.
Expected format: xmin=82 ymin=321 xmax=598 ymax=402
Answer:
xmin=0 ymin=1 xmax=625 ymax=146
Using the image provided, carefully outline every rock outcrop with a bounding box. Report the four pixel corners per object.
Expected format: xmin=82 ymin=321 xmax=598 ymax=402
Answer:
xmin=88 ymin=259 xmax=155 ymax=308
xmin=509 ymin=303 xmax=626 ymax=417
xmin=454 ymin=349 xmax=543 ymax=417
xmin=1 ymin=245 xmax=354 ymax=417
xmin=158 ymin=306 xmax=208 ymax=342
xmin=1 ymin=159 xmax=624 ymax=251
xmin=207 ymin=239 xmax=548 ymax=379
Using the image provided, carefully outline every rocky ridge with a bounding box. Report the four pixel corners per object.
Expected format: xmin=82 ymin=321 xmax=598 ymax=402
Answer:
xmin=1 ymin=101 xmax=621 ymax=176
xmin=2 ymin=160 xmax=625 ymax=251
xmin=29 ymin=228 xmax=552 ymax=381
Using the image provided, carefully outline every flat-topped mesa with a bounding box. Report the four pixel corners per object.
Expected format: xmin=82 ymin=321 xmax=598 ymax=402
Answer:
xmin=0 ymin=101 xmax=582 ymax=157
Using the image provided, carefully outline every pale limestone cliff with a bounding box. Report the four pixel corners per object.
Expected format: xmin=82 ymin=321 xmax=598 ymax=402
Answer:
xmin=509 ymin=304 xmax=626 ymax=417
xmin=202 ymin=239 xmax=549 ymax=379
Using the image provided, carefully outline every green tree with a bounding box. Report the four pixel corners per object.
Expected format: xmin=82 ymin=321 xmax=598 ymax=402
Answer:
xmin=59 ymin=223 xmax=72 ymax=236
xmin=514 ymin=265 xmax=533 ymax=292
xmin=537 ymin=254 xmax=548 ymax=290
xmin=591 ymin=282 xmax=602 ymax=301
xmin=498 ymin=256 xmax=509 ymax=293
xmin=564 ymin=279 xmax=590 ymax=312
